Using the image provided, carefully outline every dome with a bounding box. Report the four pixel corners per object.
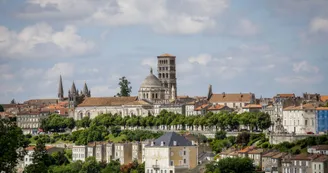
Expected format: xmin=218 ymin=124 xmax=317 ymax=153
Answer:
xmin=140 ymin=68 xmax=162 ymax=88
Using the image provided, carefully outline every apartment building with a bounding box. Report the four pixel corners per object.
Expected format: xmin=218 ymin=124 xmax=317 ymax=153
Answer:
xmin=16 ymin=110 xmax=50 ymax=134
xmin=106 ymin=143 xmax=114 ymax=163
xmin=72 ymin=145 xmax=87 ymax=162
xmin=132 ymin=142 xmax=142 ymax=163
xmin=248 ymin=148 xmax=265 ymax=168
xmin=114 ymin=143 xmax=133 ymax=165
xmin=312 ymin=155 xmax=328 ymax=173
xmin=144 ymin=132 xmax=198 ymax=173
xmin=282 ymin=153 xmax=320 ymax=173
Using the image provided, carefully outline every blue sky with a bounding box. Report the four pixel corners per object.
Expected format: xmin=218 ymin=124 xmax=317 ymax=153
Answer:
xmin=1 ymin=0 xmax=328 ymax=103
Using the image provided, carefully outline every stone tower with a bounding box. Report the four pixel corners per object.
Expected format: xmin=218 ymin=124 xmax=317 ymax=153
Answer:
xmin=68 ymin=82 xmax=78 ymax=108
xmin=58 ymin=75 xmax=64 ymax=101
xmin=157 ymin=53 xmax=177 ymax=100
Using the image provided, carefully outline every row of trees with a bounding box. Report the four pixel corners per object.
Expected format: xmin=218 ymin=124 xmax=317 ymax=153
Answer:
xmin=205 ymin=157 xmax=256 ymax=173
xmin=42 ymin=111 xmax=271 ymax=133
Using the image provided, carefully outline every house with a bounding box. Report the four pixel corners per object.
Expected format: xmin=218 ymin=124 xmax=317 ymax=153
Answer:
xmin=217 ymin=149 xmax=236 ymax=160
xmin=270 ymin=152 xmax=287 ymax=173
xmin=207 ymin=104 xmax=233 ymax=113
xmin=308 ymin=145 xmax=328 ymax=155
xmin=282 ymin=103 xmax=317 ymax=134
xmin=316 ymin=107 xmax=328 ymax=134
xmin=262 ymin=151 xmax=281 ymax=172
xmin=132 ymin=142 xmax=142 ymax=163
xmin=72 ymin=145 xmax=87 ymax=162
xmin=237 ymin=146 xmax=254 ymax=158
xmin=208 ymin=91 xmax=256 ymax=110
xmin=144 ymin=132 xmax=198 ymax=173
xmin=21 ymin=146 xmax=64 ymax=168
xmin=114 ymin=143 xmax=133 ymax=165
xmin=281 ymin=154 xmax=293 ymax=173
xmin=242 ymin=104 xmax=263 ymax=113
xmin=287 ymin=153 xmax=321 ymax=173
xmin=105 ymin=143 xmax=114 ymax=163
xmin=248 ymin=149 xmax=265 ymax=168
xmin=312 ymin=155 xmax=328 ymax=173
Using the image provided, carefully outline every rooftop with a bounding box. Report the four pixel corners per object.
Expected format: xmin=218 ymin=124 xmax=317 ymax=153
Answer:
xmin=158 ymin=53 xmax=175 ymax=57
xmin=78 ymin=96 xmax=138 ymax=107
xmin=209 ymin=93 xmax=254 ymax=103
xmin=148 ymin=132 xmax=193 ymax=147
xmin=283 ymin=103 xmax=317 ymax=110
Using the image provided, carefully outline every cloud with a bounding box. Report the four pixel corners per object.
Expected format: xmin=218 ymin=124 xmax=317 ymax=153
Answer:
xmin=310 ymin=17 xmax=328 ymax=33
xmin=275 ymin=75 xmax=323 ymax=85
xmin=18 ymin=0 xmax=229 ymax=35
xmin=188 ymin=54 xmax=212 ymax=65
xmin=0 ymin=23 xmax=94 ymax=59
xmin=293 ymin=61 xmax=319 ymax=74
xmin=230 ymin=19 xmax=259 ymax=36
xmin=90 ymin=85 xmax=119 ymax=97
xmin=44 ymin=63 xmax=75 ymax=80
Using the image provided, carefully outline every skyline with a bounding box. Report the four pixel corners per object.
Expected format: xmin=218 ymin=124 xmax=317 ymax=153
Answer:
xmin=1 ymin=0 xmax=328 ymax=103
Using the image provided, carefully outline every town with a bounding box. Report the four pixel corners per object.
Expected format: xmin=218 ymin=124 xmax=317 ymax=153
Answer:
xmin=1 ymin=53 xmax=328 ymax=173
xmin=1 ymin=1 xmax=328 ymax=173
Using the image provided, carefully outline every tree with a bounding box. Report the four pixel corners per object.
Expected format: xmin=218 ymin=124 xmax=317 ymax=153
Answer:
xmin=80 ymin=157 xmax=101 ymax=173
xmin=116 ymin=76 xmax=132 ymax=97
xmin=215 ymin=130 xmax=227 ymax=140
xmin=0 ymin=119 xmax=30 ymax=173
xmin=101 ymin=160 xmax=120 ymax=173
xmin=0 ymin=105 xmax=4 ymax=112
xmin=24 ymin=140 xmax=52 ymax=173
xmin=236 ymin=132 xmax=250 ymax=146
xmin=205 ymin=157 xmax=255 ymax=173
xmin=10 ymin=99 xmax=16 ymax=104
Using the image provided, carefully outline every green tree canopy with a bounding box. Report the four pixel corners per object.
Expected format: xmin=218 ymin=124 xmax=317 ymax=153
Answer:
xmin=0 ymin=105 xmax=4 ymax=112
xmin=116 ymin=76 xmax=132 ymax=97
xmin=0 ymin=119 xmax=30 ymax=173
xmin=205 ymin=157 xmax=255 ymax=173
xmin=24 ymin=139 xmax=53 ymax=173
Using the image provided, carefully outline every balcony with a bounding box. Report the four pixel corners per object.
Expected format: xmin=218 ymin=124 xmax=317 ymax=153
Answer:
xmin=152 ymin=165 xmax=160 ymax=169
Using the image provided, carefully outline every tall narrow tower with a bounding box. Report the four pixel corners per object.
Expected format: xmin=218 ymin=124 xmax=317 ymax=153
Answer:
xmin=157 ymin=53 xmax=177 ymax=100
xmin=58 ymin=75 xmax=64 ymax=100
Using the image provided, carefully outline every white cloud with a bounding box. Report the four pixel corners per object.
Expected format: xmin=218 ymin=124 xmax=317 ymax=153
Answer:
xmin=0 ymin=64 xmax=15 ymax=80
xmin=293 ymin=61 xmax=319 ymax=74
xmin=188 ymin=54 xmax=213 ymax=65
xmin=44 ymin=63 xmax=75 ymax=80
xmin=231 ymin=19 xmax=259 ymax=36
xmin=19 ymin=0 xmax=229 ymax=35
xmin=141 ymin=58 xmax=157 ymax=68
xmin=310 ymin=17 xmax=328 ymax=33
xmin=0 ymin=23 xmax=94 ymax=59
xmin=275 ymin=75 xmax=323 ymax=85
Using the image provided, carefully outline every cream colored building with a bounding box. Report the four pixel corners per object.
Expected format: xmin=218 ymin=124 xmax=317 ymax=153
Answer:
xmin=282 ymin=103 xmax=317 ymax=134
xmin=144 ymin=132 xmax=198 ymax=173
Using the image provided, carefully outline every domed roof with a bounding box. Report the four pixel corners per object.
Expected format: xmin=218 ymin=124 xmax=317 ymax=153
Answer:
xmin=140 ymin=68 xmax=162 ymax=88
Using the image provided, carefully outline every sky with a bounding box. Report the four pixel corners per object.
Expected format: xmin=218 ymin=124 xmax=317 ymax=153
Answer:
xmin=1 ymin=0 xmax=328 ymax=103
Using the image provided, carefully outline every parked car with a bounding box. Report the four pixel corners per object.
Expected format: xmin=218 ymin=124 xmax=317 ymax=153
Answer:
xmin=307 ymin=132 xmax=314 ymax=134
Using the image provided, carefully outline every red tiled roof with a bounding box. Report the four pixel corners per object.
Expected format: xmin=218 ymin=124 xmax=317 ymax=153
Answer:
xmin=26 ymin=146 xmax=53 ymax=151
xmin=207 ymin=104 xmax=227 ymax=110
xmin=313 ymin=155 xmax=328 ymax=162
xmin=317 ymin=107 xmax=328 ymax=110
xmin=243 ymin=104 xmax=262 ymax=109
xmin=78 ymin=97 xmax=138 ymax=107
xmin=283 ymin=103 xmax=317 ymax=110
xmin=277 ymin=94 xmax=295 ymax=98
xmin=209 ymin=93 xmax=254 ymax=103
xmin=291 ymin=153 xmax=320 ymax=160
xmin=310 ymin=145 xmax=328 ymax=150
xmin=194 ymin=104 xmax=209 ymax=111
xmin=320 ymin=96 xmax=328 ymax=102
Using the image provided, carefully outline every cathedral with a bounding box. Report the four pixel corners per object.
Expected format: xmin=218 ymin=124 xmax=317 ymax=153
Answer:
xmin=72 ymin=53 xmax=186 ymax=120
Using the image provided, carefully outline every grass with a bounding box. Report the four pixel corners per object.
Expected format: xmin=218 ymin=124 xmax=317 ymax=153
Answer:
xmin=106 ymin=134 xmax=127 ymax=143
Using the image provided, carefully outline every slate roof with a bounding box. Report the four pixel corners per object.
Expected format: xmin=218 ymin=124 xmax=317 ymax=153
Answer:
xmin=148 ymin=132 xmax=193 ymax=147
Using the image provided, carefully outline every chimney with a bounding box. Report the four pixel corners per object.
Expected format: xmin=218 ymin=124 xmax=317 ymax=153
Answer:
xmin=223 ymin=92 xmax=226 ymax=97
xmin=160 ymin=141 xmax=165 ymax=146
xmin=173 ymin=141 xmax=177 ymax=146
xmin=191 ymin=140 xmax=195 ymax=146
xmin=151 ymin=141 xmax=155 ymax=146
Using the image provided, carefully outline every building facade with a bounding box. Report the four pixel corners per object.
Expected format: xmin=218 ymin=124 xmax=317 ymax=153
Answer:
xmin=317 ymin=107 xmax=328 ymax=134
xmin=16 ymin=110 xmax=50 ymax=134
xmin=144 ymin=132 xmax=198 ymax=173
xmin=282 ymin=103 xmax=317 ymax=134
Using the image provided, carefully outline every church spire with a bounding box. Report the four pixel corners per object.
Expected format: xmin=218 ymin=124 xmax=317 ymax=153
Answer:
xmin=71 ymin=81 xmax=77 ymax=93
xmin=83 ymin=81 xmax=90 ymax=97
xmin=58 ymin=75 xmax=64 ymax=100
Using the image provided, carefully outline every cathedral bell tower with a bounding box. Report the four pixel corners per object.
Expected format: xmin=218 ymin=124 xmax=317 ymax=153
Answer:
xmin=157 ymin=53 xmax=177 ymax=100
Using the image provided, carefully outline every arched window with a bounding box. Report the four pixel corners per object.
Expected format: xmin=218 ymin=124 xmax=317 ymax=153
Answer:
xmin=156 ymin=93 xmax=158 ymax=99
xmin=79 ymin=112 xmax=83 ymax=120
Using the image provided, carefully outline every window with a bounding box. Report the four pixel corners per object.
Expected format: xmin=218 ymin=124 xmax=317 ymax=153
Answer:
xmin=184 ymin=151 xmax=186 ymax=155
xmin=147 ymin=170 xmax=149 ymax=173
xmin=170 ymin=161 xmax=174 ymax=166
xmin=319 ymin=164 xmax=321 ymax=169
xmin=151 ymin=170 xmax=153 ymax=173
xmin=184 ymin=159 xmax=186 ymax=164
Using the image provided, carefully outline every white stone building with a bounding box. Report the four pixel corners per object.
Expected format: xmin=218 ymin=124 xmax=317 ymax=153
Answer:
xmin=16 ymin=110 xmax=50 ymax=134
xmin=72 ymin=145 xmax=87 ymax=162
xmin=282 ymin=103 xmax=317 ymax=134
